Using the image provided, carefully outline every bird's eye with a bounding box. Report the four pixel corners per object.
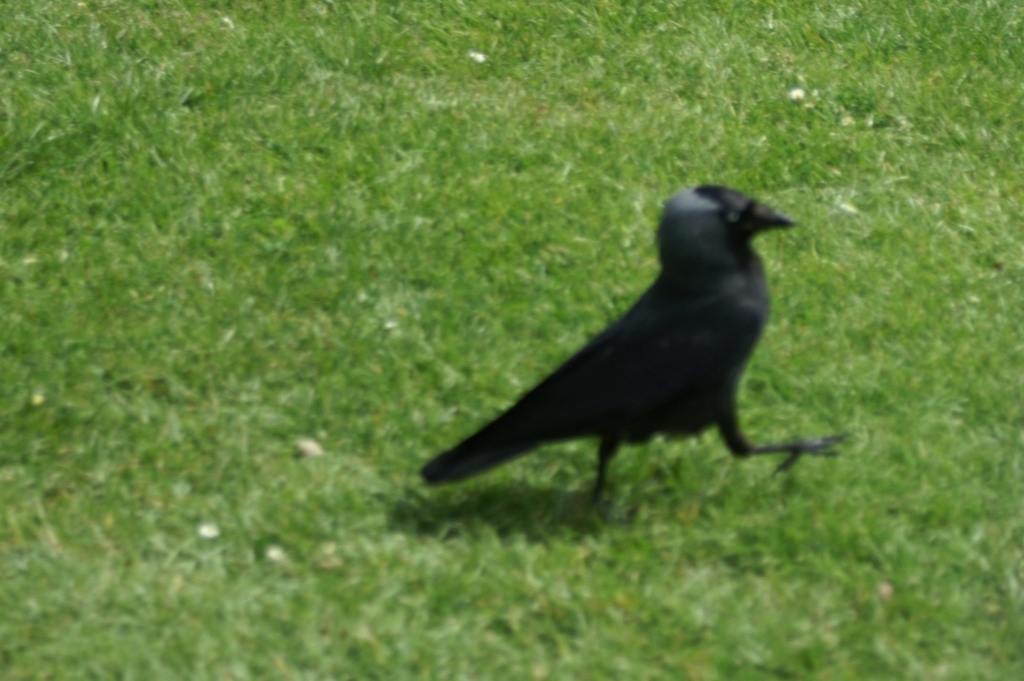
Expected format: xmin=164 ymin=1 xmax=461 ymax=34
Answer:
xmin=725 ymin=211 xmax=741 ymax=224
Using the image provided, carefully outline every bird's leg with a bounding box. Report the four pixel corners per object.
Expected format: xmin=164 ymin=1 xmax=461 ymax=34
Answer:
xmin=593 ymin=435 xmax=621 ymax=504
xmin=717 ymin=414 xmax=845 ymax=474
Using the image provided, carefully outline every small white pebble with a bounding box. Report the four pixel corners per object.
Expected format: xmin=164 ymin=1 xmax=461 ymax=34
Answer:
xmin=468 ymin=50 xmax=487 ymax=64
xmin=839 ymin=202 xmax=859 ymax=214
xmin=295 ymin=437 xmax=324 ymax=459
xmin=788 ymin=87 xmax=806 ymax=101
xmin=222 ymin=16 xmax=235 ymax=29
xmin=878 ymin=582 xmax=894 ymax=600
xmin=265 ymin=545 xmax=287 ymax=563
xmin=197 ymin=522 xmax=220 ymax=540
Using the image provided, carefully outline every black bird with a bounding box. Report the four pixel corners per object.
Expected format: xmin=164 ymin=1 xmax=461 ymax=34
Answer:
xmin=422 ymin=186 xmax=843 ymax=502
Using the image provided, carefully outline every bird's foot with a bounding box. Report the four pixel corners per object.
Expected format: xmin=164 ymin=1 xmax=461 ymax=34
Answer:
xmin=772 ymin=434 xmax=847 ymax=475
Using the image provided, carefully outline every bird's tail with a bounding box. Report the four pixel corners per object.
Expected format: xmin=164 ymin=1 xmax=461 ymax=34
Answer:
xmin=421 ymin=439 xmax=540 ymax=484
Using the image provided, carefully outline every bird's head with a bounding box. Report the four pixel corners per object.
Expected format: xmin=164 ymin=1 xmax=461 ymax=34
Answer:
xmin=657 ymin=185 xmax=793 ymax=285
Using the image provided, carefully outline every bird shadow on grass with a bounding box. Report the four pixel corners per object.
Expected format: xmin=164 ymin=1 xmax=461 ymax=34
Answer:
xmin=388 ymin=483 xmax=612 ymax=542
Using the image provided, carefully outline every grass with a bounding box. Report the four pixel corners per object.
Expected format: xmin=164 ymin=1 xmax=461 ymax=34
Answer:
xmin=2 ymin=0 xmax=1023 ymax=678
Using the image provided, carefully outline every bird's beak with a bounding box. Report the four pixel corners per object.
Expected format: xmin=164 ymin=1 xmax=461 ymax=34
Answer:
xmin=750 ymin=201 xmax=796 ymax=230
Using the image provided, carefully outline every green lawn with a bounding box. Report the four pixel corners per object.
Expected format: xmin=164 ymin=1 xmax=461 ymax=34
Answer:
xmin=2 ymin=1 xmax=1023 ymax=678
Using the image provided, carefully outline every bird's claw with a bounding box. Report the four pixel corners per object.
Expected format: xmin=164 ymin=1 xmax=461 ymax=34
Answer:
xmin=772 ymin=433 xmax=847 ymax=475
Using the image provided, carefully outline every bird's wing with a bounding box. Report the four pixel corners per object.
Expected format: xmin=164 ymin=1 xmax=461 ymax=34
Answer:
xmin=422 ymin=282 xmax=766 ymax=482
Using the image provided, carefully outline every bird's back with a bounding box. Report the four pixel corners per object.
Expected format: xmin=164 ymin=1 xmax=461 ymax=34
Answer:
xmin=422 ymin=267 xmax=769 ymax=483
